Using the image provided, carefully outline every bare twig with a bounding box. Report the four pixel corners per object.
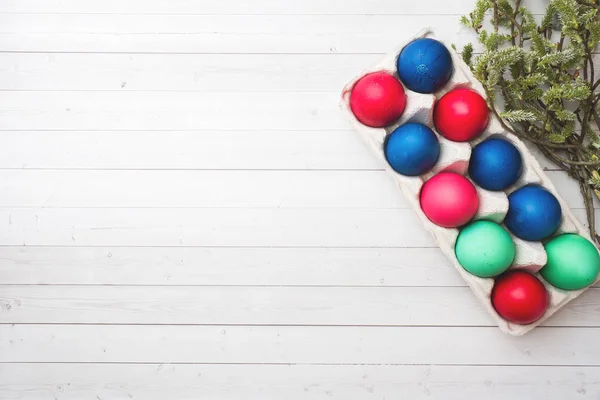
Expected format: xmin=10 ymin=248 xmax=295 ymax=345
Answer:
xmin=464 ymin=0 xmax=600 ymax=243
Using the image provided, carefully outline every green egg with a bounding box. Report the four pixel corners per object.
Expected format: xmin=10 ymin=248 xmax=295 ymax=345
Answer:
xmin=540 ymin=234 xmax=600 ymax=290
xmin=455 ymin=220 xmax=515 ymax=278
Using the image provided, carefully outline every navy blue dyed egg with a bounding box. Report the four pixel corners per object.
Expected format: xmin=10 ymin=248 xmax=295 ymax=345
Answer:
xmin=384 ymin=122 xmax=440 ymax=176
xmin=469 ymin=138 xmax=523 ymax=191
xmin=397 ymin=38 xmax=453 ymax=94
xmin=505 ymin=185 xmax=562 ymax=241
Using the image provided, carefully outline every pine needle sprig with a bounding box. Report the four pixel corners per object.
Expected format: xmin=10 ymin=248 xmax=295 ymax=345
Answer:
xmin=461 ymin=0 xmax=600 ymax=244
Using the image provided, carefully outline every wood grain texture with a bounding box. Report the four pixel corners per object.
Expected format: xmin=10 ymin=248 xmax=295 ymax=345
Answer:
xmin=0 ymin=53 xmax=378 ymax=92
xmin=0 ymin=246 xmax=461 ymax=286
xmin=1 ymin=207 xmax=597 ymax=247
xmin=1 ymin=0 xmax=599 ymax=396
xmin=0 ymin=364 xmax=596 ymax=400
xmin=0 ymin=170 xmax=590 ymax=208
xmin=0 ymin=91 xmax=341 ymax=131
xmin=1 ymin=13 xmax=596 ymax=55
xmin=0 ymin=130 xmax=559 ymax=171
xmin=0 ymin=0 xmax=550 ymax=15
xmin=3 ymin=324 xmax=600 ymax=365
xmin=4 ymin=91 xmax=600 ymax=133
xmin=2 ymin=285 xmax=600 ymax=327
xmin=0 ymin=207 xmax=433 ymax=247
xmin=6 ymin=53 xmax=599 ymax=93
xmin=3 ymin=245 xmax=599 ymax=288
xmin=0 ymin=14 xmax=548 ymax=54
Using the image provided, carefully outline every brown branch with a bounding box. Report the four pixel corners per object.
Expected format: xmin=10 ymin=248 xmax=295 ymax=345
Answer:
xmin=575 ymin=0 xmax=600 ymax=11
xmin=591 ymin=77 xmax=600 ymax=93
xmin=550 ymin=154 xmax=600 ymax=166
xmin=485 ymin=98 xmax=582 ymax=149
xmin=536 ymin=145 xmax=576 ymax=176
xmin=583 ymin=34 xmax=591 ymax=80
xmin=492 ymin=0 xmax=500 ymax=33
xmin=466 ymin=0 xmax=600 ymax=244
xmin=592 ymin=107 xmax=600 ymax=133
xmin=498 ymin=6 xmax=522 ymax=35
xmin=575 ymin=158 xmax=599 ymax=244
xmin=589 ymin=47 xmax=595 ymax=86
xmin=558 ymin=35 xmax=565 ymax=51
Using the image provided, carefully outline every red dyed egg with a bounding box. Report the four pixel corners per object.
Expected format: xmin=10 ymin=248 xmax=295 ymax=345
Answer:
xmin=492 ymin=270 xmax=549 ymax=325
xmin=349 ymin=72 xmax=406 ymax=127
xmin=433 ymin=88 xmax=489 ymax=142
xmin=420 ymin=172 xmax=479 ymax=228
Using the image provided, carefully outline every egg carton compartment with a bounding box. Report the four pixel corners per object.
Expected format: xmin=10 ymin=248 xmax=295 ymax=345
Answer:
xmin=339 ymin=28 xmax=600 ymax=336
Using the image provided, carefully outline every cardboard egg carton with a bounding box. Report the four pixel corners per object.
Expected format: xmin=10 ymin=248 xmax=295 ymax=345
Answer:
xmin=339 ymin=28 xmax=600 ymax=335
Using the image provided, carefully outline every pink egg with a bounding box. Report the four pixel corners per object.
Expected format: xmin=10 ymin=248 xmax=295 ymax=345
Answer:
xmin=349 ymin=72 xmax=406 ymax=127
xmin=420 ymin=172 xmax=479 ymax=228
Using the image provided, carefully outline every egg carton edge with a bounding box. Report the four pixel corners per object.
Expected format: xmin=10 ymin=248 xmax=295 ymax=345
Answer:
xmin=339 ymin=27 xmax=600 ymax=336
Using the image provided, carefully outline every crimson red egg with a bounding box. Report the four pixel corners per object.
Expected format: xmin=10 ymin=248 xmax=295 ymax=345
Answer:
xmin=492 ymin=270 xmax=549 ymax=325
xmin=349 ymin=72 xmax=406 ymax=128
xmin=419 ymin=172 xmax=479 ymax=228
xmin=433 ymin=88 xmax=489 ymax=142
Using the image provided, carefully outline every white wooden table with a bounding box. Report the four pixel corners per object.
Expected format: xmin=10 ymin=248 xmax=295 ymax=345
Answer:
xmin=0 ymin=1 xmax=599 ymax=399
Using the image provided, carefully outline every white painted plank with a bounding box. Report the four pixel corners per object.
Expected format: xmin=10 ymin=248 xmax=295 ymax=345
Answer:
xmin=0 ymin=170 xmax=408 ymax=209
xmin=0 ymin=170 xmax=591 ymax=209
xmin=2 ymin=0 xmax=595 ymax=388
xmin=0 ymin=14 xmax=479 ymax=53
xmin=0 ymin=91 xmax=342 ymax=131
xmin=0 ymin=53 xmax=378 ymax=92
xmin=5 ymin=53 xmax=600 ymax=93
xmin=0 ymin=130 xmax=562 ymax=171
xmin=0 ymin=208 xmax=597 ymax=247
xmin=2 ymin=285 xmax=600 ymax=327
xmin=2 ymin=324 xmax=600 ymax=364
xmin=0 ymin=130 xmax=381 ymax=170
xmin=0 ymin=246 xmax=462 ymax=286
xmin=3 ymin=245 xmax=600 ymax=288
xmin=0 ymin=364 xmax=595 ymax=400
xmin=0 ymin=0 xmax=549 ymax=15
xmin=2 ymin=14 xmax=588 ymax=55
xmin=4 ymin=92 xmax=600 ymax=134
xmin=0 ymin=208 xmax=433 ymax=247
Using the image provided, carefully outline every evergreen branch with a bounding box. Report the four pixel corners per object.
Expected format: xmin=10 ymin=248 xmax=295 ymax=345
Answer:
xmin=462 ymin=0 xmax=600 ymax=243
xmin=500 ymin=109 xmax=537 ymax=122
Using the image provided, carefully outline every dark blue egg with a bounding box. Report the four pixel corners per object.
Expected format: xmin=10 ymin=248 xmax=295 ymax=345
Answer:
xmin=505 ymin=185 xmax=562 ymax=241
xmin=397 ymin=38 xmax=453 ymax=94
xmin=469 ymin=138 xmax=523 ymax=191
xmin=384 ymin=122 xmax=440 ymax=176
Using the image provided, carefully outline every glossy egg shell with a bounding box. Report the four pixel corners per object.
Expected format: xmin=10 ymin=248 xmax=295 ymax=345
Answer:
xmin=469 ymin=137 xmax=523 ymax=191
xmin=396 ymin=38 xmax=453 ymax=94
xmin=505 ymin=185 xmax=562 ymax=241
xmin=349 ymin=72 xmax=406 ymax=128
xmin=492 ymin=270 xmax=549 ymax=325
xmin=433 ymin=88 xmax=489 ymax=142
xmin=420 ymin=172 xmax=479 ymax=228
xmin=455 ymin=220 xmax=515 ymax=278
xmin=384 ymin=123 xmax=440 ymax=176
xmin=541 ymin=234 xmax=600 ymax=290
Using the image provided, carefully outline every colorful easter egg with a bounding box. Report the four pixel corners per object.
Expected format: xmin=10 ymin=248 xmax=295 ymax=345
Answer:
xmin=385 ymin=123 xmax=440 ymax=176
xmin=469 ymin=137 xmax=523 ymax=191
xmin=492 ymin=270 xmax=549 ymax=324
xmin=455 ymin=220 xmax=515 ymax=278
xmin=434 ymin=88 xmax=489 ymax=142
xmin=505 ymin=185 xmax=562 ymax=241
xmin=541 ymin=234 xmax=600 ymax=290
xmin=349 ymin=71 xmax=406 ymax=127
xmin=420 ymin=172 xmax=479 ymax=228
xmin=396 ymin=38 xmax=453 ymax=93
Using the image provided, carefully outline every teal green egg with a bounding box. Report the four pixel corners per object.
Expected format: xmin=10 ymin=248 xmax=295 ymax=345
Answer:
xmin=455 ymin=220 xmax=515 ymax=278
xmin=540 ymin=234 xmax=600 ymax=290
